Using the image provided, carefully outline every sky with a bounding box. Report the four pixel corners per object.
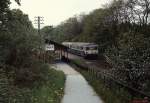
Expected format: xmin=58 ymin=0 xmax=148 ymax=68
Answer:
xmin=10 ymin=0 xmax=111 ymax=28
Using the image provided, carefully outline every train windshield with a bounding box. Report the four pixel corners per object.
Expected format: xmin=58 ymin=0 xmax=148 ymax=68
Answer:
xmin=85 ymin=46 xmax=98 ymax=50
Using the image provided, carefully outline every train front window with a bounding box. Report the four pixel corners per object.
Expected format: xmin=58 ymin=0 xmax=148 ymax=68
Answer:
xmin=90 ymin=46 xmax=97 ymax=50
xmin=89 ymin=46 xmax=98 ymax=50
xmin=85 ymin=46 xmax=98 ymax=50
xmin=86 ymin=47 xmax=90 ymax=50
xmin=90 ymin=47 xmax=94 ymax=50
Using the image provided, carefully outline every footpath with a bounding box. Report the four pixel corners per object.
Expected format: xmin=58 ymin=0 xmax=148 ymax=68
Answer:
xmin=54 ymin=62 xmax=103 ymax=103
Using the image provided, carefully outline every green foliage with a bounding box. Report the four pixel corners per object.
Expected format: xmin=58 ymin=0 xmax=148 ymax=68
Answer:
xmin=31 ymin=67 xmax=65 ymax=103
xmin=0 ymin=0 xmax=10 ymax=27
xmin=106 ymin=32 xmax=150 ymax=91
xmin=0 ymin=64 xmax=65 ymax=103
xmin=0 ymin=6 xmax=53 ymax=103
xmin=43 ymin=8 xmax=114 ymax=51
xmin=0 ymin=9 xmax=44 ymax=87
xmin=79 ymin=69 xmax=132 ymax=103
xmin=0 ymin=69 xmax=9 ymax=103
xmin=0 ymin=1 xmax=66 ymax=103
xmin=42 ymin=16 xmax=84 ymax=43
xmin=0 ymin=9 xmax=40 ymax=66
xmin=41 ymin=26 xmax=54 ymax=39
xmin=0 ymin=0 xmax=20 ymax=29
xmin=42 ymin=0 xmax=150 ymax=94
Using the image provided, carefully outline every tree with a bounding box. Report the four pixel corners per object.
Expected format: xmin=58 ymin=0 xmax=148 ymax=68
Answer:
xmin=0 ymin=0 xmax=20 ymax=30
xmin=0 ymin=9 xmax=44 ymax=88
xmin=41 ymin=26 xmax=54 ymax=39
xmin=47 ymin=0 xmax=150 ymax=93
xmin=44 ymin=16 xmax=84 ymax=42
xmin=4 ymin=9 xmax=39 ymax=67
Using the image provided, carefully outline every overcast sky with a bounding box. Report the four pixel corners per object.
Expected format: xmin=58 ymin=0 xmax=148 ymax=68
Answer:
xmin=10 ymin=0 xmax=111 ymax=28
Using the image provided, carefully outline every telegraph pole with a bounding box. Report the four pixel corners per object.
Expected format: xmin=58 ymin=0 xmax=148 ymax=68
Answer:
xmin=34 ymin=16 xmax=44 ymax=59
xmin=34 ymin=16 xmax=44 ymax=36
xmin=38 ymin=16 xmax=41 ymax=35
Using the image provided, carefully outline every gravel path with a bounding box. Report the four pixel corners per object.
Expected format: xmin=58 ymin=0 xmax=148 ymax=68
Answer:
xmin=55 ymin=62 xmax=103 ymax=103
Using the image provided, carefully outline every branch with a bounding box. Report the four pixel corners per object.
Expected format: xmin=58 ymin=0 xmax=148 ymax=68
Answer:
xmin=15 ymin=0 xmax=21 ymax=5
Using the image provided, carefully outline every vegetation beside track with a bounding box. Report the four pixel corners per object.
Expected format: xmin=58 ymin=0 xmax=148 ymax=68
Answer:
xmin=30 ymin=66 xmax=65 ymax=103
xmin=79 ymin=69 xmax=131 ymax=103
xmin=0 ymin=1 xmax=66 ymax=102
xmin=0 ymin=64 xmax=65 ymax=103
xmin=69 ymin=59 xmax=133 ymax=103
xmin=43 ymin=0 xmax=150 ymax=95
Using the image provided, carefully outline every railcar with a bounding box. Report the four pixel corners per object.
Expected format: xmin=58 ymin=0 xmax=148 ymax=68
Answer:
xmin=62 ymin=42 xmax=99 ymax=59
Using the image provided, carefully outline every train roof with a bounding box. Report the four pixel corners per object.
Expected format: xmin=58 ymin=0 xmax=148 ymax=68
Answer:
xmin=62 ymin=42 xmax=98 ymax=47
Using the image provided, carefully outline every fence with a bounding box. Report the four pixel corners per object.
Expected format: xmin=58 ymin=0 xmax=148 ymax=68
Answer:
xmin=68 ymin=59 xmax=150 ymax=101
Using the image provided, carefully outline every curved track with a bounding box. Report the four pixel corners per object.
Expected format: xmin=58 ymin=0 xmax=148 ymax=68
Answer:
xmin=68 ymin=53 xmax=112 ymax=71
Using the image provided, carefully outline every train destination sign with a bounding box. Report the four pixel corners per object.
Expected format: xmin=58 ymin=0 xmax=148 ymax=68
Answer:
xmin=45 ymin=44 xmax=55 ymax=51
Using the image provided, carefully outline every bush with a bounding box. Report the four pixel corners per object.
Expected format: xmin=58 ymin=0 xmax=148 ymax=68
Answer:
xmin=0 ymin=69 xmax=9 ymax=103
xmin=0 ymin=65 xmax=65 ymax=103
xmin=105 ymin=32 xmax=150 ymax=91
xmin=31 ymin=67 xmax=65 ymax=103
xmin=76 ymin=68 xmax=132 ymax=103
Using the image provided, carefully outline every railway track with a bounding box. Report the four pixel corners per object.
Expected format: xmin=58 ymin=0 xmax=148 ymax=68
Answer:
xmin=67 ymin=54 xmax=150 ymax=99
xmin=67 ymin=53 xmax=112 ymax=71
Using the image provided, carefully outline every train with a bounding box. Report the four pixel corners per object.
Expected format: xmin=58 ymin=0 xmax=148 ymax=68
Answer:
xmin=62 ymin=42 xmax=99 ymax=59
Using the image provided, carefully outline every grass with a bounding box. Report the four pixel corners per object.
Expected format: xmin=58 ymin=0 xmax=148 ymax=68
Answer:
xmin=30 ymin=68 xmax=65 ymax=103
xmin=1 ymin=64 xmax=66 ymax=103
xmin=69 ymin=59 xmax=132 ymax=103
xmin=79 ymin=69 xmax=132 ymax=103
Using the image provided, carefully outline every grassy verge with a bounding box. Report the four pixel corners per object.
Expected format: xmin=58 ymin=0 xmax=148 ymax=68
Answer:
xmin=79 ymin=69 xmax=131 ymax=103
xmin=69 ymin=60 xmax=132 ymax=103
xmin=0 ymin=64 xmax=65 ymax=103
xmin=30 ymin=68 xmax=65 ymax=103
